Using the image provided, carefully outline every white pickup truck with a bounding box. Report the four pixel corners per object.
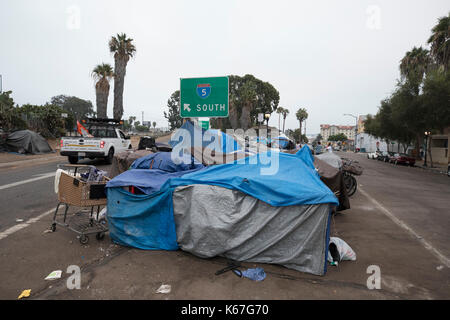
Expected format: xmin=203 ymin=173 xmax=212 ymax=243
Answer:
xmin=60 ymin=120 xmax=132 ymax=164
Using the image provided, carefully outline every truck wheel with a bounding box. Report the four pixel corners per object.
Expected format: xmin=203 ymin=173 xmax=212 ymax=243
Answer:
xmin=105 ymin=148 xmax=114 ymax=164
xmin=68 ymin=156 xmax=78 ymax=164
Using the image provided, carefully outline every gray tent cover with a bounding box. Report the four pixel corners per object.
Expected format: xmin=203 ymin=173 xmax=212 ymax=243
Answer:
xmin=173 ymin=184 xmax=331 ymax=276
xmin=6 ymin=130 xmax=53 ymax=154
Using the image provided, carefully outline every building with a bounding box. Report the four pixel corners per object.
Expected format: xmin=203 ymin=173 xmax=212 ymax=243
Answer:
xmin=357 ymin=115 xmax=367 ymax=134
xmin=430 ymin=127 xmax=449 ymax=165
xmin=320 ymin=124 xmax=356 ymax=142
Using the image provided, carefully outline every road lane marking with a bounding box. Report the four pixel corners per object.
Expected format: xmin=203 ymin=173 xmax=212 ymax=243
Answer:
xmin=0 ymin=172 xmax=55 ymax=191
xmin=359 ymin=187 xmax=450 ymax=268
xmin=0 ymin=209 xmax=54 ymax=241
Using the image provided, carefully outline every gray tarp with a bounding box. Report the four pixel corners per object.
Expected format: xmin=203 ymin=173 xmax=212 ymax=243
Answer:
xmin=5 ymin=130 xmax=53 ymax=154
xmin=173 ymin=184 xmax=331 ymax=276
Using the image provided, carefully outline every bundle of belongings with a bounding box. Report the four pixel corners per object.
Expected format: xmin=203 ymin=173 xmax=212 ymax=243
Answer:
xmin=2 ymin=130 xmax=53 ymax=154
xmin=109 ymin=137 xmax=173 ymax=178
xmin=105 ymin=121 xmax=342 ymax=275
xmin=283 ymin=149 xmax=350 ymax=211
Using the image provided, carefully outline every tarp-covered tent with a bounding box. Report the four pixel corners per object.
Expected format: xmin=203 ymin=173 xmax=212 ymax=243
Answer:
xmin=272 ymin=133 xmax=294 ymax=149
xmin=5 ymin=130 xmax=53 ymax=154
xmin=106 ymin=148 xmax=339 ymax=275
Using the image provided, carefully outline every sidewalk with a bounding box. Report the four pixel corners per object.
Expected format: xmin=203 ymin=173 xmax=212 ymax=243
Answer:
xmin=414 ymin=159 xmax=449 ymax=175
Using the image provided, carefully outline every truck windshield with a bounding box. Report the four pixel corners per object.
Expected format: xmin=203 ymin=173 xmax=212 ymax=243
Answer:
xmin=87 ymin=125 xmax=117 ymax=138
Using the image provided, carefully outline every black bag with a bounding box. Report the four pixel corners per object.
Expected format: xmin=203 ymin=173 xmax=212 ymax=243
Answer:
xmin=138 ymin=136 xmax=156 ymax=150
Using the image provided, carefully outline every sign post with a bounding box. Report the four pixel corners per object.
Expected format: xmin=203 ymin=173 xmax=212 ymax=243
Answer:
xmin=180 ymin=76 xmax=229 ymax=118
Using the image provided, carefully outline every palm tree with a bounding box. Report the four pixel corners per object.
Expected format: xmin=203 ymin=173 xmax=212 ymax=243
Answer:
xmin=399 ymin=46 xmax=430 ymax=92
xmin=276 ymin=107 xmax=283 ymax=134
xmin=296 ymin=108 xmax=308 ymax=142
xmin=427 ymin=12 xmax=450 ymax=71
xmin=92 ymin=63 xmax=114 ymax=119
xmin=282 ymin=108 xmax=289 ymax=133
xmin=109 ymin=33 xmax=136 ymax=120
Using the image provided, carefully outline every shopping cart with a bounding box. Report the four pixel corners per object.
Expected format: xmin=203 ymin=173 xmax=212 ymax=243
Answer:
xmin=51 ymin=164 xmax=110 ymax=245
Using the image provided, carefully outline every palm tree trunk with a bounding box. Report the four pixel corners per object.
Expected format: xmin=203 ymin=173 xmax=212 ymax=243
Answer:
xmin=299 ymin=121 xmax=302 ymax=142
xmin=96 ymin=81 xmax=109 ymax=119
xmin=113 ymin=57 xmax=127 ymax=120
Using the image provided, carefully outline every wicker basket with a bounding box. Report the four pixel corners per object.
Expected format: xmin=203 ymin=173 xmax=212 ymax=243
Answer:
xmin=58 ymin=171 xmax=110 ymax=207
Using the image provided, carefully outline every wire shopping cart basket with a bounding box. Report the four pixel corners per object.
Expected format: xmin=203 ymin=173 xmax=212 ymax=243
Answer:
xmin=51 ymin=164 xmax=110 ymax=244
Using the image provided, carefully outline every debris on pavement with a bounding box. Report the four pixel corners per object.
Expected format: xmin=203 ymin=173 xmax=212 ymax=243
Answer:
xmin=16 ymin=218 xmax=24 ymax=223
xmin=436 ymin=265 xmax=444 ymax=271
xmin=18 ymin=289 xmax=31 ymax=299
xmin=156 ymin=284 xmax=171 ymax=294
xmin=45 ymin=270 xmax=62 ymax=280
xmin=233 ymin=267 xmax=266 ymax=281
xmin=328 ymin=237 xmax=356 ymax=263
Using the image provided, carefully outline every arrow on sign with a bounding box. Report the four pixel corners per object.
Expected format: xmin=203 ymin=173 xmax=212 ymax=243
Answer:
xmin=183 ymin=104 xmax=191 ymax=112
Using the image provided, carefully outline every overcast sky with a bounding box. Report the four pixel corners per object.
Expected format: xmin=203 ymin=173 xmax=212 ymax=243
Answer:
xmin=1 ymin=0 xmax=448 ymax=134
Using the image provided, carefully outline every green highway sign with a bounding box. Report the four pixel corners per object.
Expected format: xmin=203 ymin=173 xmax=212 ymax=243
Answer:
xmin=198 ymin=120 xmax=210 ymax=130
xmin=180 ymin=76 xmax=229 ymax=118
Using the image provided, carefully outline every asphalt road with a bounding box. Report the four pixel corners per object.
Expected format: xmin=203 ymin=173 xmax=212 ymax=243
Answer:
xmin=0 ymin=149 xmax=449 ymax=299
xmin=336 ymin=151 xmax=450 ymax=259
xmin=0 ymin=158 xmax=111 ymax=232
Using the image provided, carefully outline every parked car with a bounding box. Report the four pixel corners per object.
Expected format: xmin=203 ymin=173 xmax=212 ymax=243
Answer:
xmin=367 ymin=150 xmax=383 ymax=159
xmin=378 ymin=151 xmax=394 ymax=162
xmin=389 ymin=153 xmax=416 ymax=166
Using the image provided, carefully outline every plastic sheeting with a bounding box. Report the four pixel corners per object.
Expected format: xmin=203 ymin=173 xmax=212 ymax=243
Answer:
xmin=130 ymin=152 xmax=203 ymax=172
xmin=173 ymin=185 xmax=331 ymax=275
xmin=316 ymin=152 xmax=343 ymax=169
xmin=5 ymin=130 xmax=53 ymax=154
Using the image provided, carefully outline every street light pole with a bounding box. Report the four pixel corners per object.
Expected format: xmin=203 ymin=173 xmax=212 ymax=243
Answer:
xmin=424 ymin=131 xmax=431 ymax=167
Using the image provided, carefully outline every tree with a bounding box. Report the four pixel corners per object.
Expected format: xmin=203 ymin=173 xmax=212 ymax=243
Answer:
xmin=328 ymin=133 xmax=348 ymax=142
xmin=291 ymin=128 xmax=308 ymax=143
xmin=163 ymin=90 xmax=182 ymax=130
xmin=152 ymin=121 xmax=156 ymax=129
xmin=92 ymin=63 xmax=114 ymax=118
xmin=0 ymin=91 xmax=26 ymax=131
xmin=212 ymin=74 xmax=279 ymax=130
xmin=295 ymin=108 xmax=308 ymax=142
xmin=50 ymin=95 xmax=95 ymax=126
xmin=109 ymin=33 xmax=136 ymax=120
xmin=128 ymin=116 xmax=136 ymax=128
xmin=427 ymin=12 xmax=450 ymax=71
xmin=399 ymin=46 xmax=430 ymax=94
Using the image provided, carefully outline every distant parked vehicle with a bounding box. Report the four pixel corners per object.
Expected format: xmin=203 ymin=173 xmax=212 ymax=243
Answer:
xmin=389 ymin=153 xmax=416 ymax=166
xmin=378 ymin=151 xmax=394 ymax=162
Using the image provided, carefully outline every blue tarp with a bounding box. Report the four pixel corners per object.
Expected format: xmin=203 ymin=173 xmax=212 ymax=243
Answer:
xmin=169 ymin=121 xmax=241 ymax=154
xmin=106 ymin=147 xmax=338 ymax=250
xmin=130 ymin=151 xmax=203 ymax=172
xmin=272 ymin=136 xmax=290 ymax=149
